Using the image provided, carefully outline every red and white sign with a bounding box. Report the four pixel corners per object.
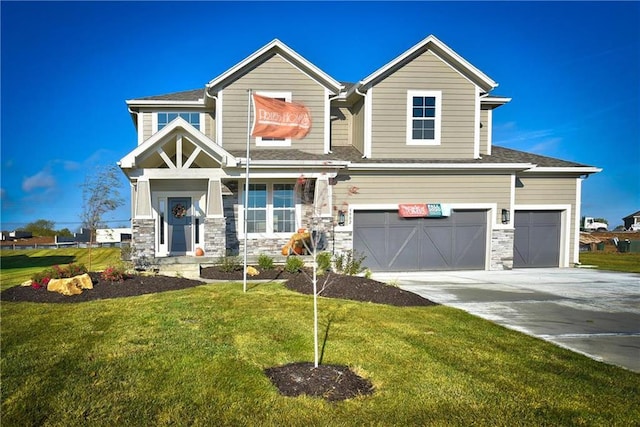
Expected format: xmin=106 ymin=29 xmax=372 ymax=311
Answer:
xmin=398 ymin=204 xmax=428 ymax=218
xmin=251 ymin=94 xmax=311 ymax=139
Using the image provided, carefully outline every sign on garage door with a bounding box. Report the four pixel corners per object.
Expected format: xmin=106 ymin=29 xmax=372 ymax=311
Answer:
xmin=353 ymin=210 xmax=487 ymax=272
xmin=514 ymin=210 xmax=561 ymax=268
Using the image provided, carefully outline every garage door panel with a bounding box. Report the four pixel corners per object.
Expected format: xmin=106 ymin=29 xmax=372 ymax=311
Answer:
xmin=514 ymin=211 xmax=561 ymax=268
xmin=353 ymin=226 xmax=388 ymax=270
xmin=354 ymin=210 xmax=486 ymax=272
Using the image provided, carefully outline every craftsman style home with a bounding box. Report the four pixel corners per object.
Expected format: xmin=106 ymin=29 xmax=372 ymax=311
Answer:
xmin=119 ymin=35 xmax=600 ymax=271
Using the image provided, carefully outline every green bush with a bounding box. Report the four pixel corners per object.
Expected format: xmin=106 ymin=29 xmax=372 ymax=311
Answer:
xmin=316 ymin=251 xmax=332 ymax=274
xmin=285 ymin=256 xmax=305 ymax=273
xmin=257 ymin=254 xmax=274 ymax=270
xmin=333 ymin=250 xmax=366 ymax=276
xmin=218 ymin=255 xmax=242 ymax=272
xmin=30 ymin=263 xmax=88 ymax=289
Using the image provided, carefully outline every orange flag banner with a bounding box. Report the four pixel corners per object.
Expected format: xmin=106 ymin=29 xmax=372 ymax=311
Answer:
xmin=251 ymin=94 xmax=311 ymax=139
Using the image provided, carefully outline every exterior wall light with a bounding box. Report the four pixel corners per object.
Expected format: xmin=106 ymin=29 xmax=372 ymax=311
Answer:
xmin=501 ymin=208 xmax=510 ymax=224
xmin=338 ymin=210 xmax=346 ymax=226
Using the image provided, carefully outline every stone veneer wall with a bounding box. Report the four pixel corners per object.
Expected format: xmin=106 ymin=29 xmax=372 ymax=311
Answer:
xmin=490 ymin=228 xmax=514 ymax=270
xmin=203 ymin=217 xmax=227 ymax=258
xmin=131 ymin=218 xmax=155 ymax=262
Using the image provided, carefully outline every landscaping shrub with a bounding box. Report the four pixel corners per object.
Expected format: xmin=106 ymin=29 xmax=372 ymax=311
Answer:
xmin=218 ymin=255 xmax=242 ymax=272
xmin=30 ymin=263 xmax=88 ymax=289
xmin=101 ymin=264 xmax=128 ymax=283
xmin=285 ymin=256 xmax=305 ymax=273
xmin=316 ymin=251 xmax=332 ymax=274
xmin=333 ymin=250 xmax=366 ymax=276
xmin=257 ymin=254 xmax=274 ymax=270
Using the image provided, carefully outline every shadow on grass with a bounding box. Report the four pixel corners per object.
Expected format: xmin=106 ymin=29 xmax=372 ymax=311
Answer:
xmin=0 ymin=254 xmax=76 ymax=270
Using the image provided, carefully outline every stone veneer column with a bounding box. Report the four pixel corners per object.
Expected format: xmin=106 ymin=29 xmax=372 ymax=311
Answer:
xmin=491 ymin=229 xmax=514 ymax=270
xmin=203 ymin=217 xmax=227 ymax=258
xmin=131 ymin=218 xmax=155 ymax=262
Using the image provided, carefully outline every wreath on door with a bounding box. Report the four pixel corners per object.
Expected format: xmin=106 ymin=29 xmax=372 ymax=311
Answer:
xmin=172 ymin=203 xmax=187 ymax=218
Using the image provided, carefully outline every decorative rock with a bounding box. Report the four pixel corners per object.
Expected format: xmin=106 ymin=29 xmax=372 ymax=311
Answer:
xmin=20 ymin=280 xmax=33 ymax=287
xmin=47 ymin=273 xmax=93 ymax=296
xmin=247 ymin=266 xmax=260 ymax=276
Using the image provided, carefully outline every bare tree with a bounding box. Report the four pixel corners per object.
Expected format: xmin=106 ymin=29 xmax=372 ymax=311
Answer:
xmin=80 ymin=164 xmax=124 ymax=270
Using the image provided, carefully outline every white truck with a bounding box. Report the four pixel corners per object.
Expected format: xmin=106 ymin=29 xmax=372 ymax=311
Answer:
xmin=582 ymin=217 xmax=608 ymax=232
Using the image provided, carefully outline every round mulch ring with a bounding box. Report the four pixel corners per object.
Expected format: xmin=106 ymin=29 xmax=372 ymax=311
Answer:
xmin=264 ymin=362 xmax=375 ymax=402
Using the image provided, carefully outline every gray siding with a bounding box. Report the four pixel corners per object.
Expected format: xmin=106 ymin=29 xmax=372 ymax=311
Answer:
xmin=333 ymin=172 xmax=511 ymax=225
xmin=221 ymin=54 xmax=326 ymax=154
xmin=371 ymin=50 xmax=477 ymax=159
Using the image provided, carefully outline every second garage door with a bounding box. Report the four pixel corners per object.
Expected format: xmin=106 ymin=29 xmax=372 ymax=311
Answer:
xmin=514 ymin=210 xmax=561 ymax=268
xmin=353 ymin=210 xmax=487 ymax=272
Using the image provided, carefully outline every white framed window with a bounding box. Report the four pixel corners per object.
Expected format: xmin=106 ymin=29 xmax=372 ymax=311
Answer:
xmin=255 ymin=91 xmax=292 ymax=147
xmin=242 ymin=182 xmax=298 ymax=235
xmin=157 ymin=112 xmax=201 ymax=132
xmin=406 ymin=90 xmax=441 ymax=145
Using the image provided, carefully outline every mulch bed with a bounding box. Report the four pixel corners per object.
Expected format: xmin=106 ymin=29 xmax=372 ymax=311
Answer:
xmin=2 ymin=265 xmax=437 ymax=401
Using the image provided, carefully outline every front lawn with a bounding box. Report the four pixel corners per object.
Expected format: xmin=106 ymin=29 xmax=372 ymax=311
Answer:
xmin=2 ymin=280 xmax=639 ymax=426
xmin=579 ymin=252 xmax=640 ymax=273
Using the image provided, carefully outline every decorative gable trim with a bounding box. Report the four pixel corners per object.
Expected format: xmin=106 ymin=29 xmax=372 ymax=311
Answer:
xmin=119 ymin=117 xmax=237 ymax=169
xmin=357 ymin=35 xmax=498 ymax=93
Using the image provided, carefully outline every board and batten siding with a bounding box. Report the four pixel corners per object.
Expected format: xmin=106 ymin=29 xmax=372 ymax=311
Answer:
xmin=333 ymin=173 xmax=511 ymax=224
xmin=221 ymin=54 xmax=326 ymax=154
xmin=371 ymin=50 xmax=477 ymax=160
xmin=515 ymin=175 xmax=579 ymax=264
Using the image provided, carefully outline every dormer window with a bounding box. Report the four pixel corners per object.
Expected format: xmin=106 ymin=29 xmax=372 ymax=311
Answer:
xmin=406 ymin=90 xmax=441 ymax=145
xmin=157 ymin=112 xmax=201 ymax=132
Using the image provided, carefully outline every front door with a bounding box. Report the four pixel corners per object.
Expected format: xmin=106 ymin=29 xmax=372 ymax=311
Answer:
xmin=168 ymin=197 xmax=192 ymax=255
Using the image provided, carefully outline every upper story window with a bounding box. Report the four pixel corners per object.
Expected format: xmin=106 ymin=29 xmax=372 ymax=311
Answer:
xmin=157 ymin=112 xmax=201 ymax=131
xmin=406 ymin=90 xmax=441 ymax=145
xmin=255 ymin=91 xmax=292 ymax=147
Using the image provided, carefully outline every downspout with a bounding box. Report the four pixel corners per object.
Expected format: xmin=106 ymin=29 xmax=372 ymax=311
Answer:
xmin=128 ymin=106 xmax=142 ymax=146
xmin=354 ymin=85 xmax=368 ymax=159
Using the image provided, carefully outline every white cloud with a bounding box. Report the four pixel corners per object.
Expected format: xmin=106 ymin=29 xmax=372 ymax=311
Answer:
xmin=22 ymin=170 xmax=56 ymax=192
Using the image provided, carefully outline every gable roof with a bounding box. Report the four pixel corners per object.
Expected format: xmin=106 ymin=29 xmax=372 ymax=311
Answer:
xmin=119 ymin=117 xmax=237 ymax=169
xmin=355 ymin=35 xmax=498 ymax=94
xmin=205 ymin=39 xmax=343 ymax=95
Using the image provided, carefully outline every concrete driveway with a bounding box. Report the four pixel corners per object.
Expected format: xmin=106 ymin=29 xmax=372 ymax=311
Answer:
xmin=372 ymin=268 xmax=640 ymax=373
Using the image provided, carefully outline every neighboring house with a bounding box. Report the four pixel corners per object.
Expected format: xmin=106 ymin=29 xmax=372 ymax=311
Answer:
xmin=623 ymin=211 xmax=640 ymax=231
xmin=119 ymin=35 xmax=600 ymax=271
xmin=96 ymin=228 xmax=133 ymax=244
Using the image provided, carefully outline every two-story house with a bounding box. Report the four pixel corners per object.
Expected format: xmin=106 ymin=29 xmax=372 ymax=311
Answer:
xmin=119 ymin=35 xmax=600 ymax=271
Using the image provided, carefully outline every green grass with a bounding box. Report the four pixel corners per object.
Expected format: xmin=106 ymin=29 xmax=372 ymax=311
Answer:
xmin=580 ymin=252 xmax=640 ymax=273
xmin=0 ymin=248 xmax=122 ymax=290
xmin=2 ymin=284 xmax=639 ymax=425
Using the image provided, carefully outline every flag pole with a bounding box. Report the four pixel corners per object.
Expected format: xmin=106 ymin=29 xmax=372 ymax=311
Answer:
xmin=243 ymin=89 xmax=252 ymax=293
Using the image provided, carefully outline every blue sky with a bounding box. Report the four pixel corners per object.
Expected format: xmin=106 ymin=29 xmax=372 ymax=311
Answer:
xmin=1 ymin=1 xmax=639 ymax=231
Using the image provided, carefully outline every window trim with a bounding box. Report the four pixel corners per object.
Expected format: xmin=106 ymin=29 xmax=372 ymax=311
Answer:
xmin=240 ymin=182 xmax=300 ymax=237
xmin=406 ymin=90 xmax=442 ymax=146
xmin=155 ymin=111 xmax=203 ymax=133
xmin=255 ymin=91 xmax=292 ymax=147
